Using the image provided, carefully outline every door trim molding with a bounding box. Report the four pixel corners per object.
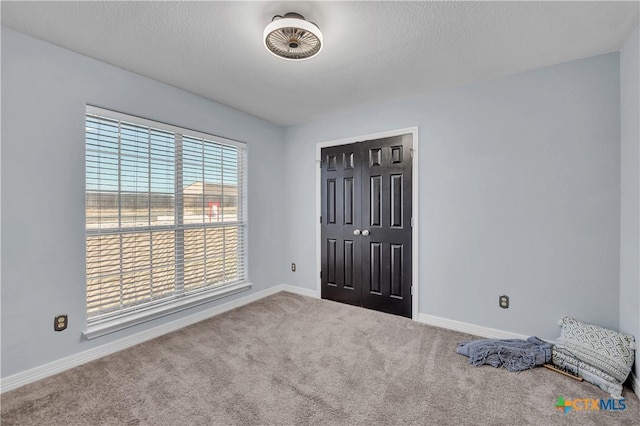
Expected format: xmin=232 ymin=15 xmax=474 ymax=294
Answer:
xmin=315 ymin=127 xmax=419 ymax=320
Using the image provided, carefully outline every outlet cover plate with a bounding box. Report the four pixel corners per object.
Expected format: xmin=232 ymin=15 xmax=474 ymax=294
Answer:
xmin=499 ymin=295 xmax=509 ymax=309
xmin=54 ymin=314 xmax=68 ymax=331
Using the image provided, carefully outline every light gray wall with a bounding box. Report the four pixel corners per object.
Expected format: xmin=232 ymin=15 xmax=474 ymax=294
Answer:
xmin=0 ymin=28 xmax=286 ymax=378
xmin=2 ymin=23 xmax=632 ymax=382
xmin=284 ymin=53 xmax=621 ymax=341
xmin=620 ymin=25 xmax=640 ymax=376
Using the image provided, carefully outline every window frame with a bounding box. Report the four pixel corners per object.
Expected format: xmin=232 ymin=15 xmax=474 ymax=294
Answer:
xmin=84 ymin=105 xmax=250 ymax=339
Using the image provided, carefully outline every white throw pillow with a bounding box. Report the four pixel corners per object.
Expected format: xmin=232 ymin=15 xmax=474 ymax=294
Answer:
xmin=554 ymin=317 xmax=635 ymax=391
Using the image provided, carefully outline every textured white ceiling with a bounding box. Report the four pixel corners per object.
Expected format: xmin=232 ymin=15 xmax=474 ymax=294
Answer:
xmin=2 ymin=1 xmax=638 ymax=126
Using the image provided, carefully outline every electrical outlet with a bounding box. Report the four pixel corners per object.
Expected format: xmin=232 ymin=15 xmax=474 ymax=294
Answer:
xmin=291 ymin=263 xmax=296 ymax=272
xmin=499 ymin=295 xmax=509 ymax=309
xmin=54 ymin=314 xmax=68 ymax=331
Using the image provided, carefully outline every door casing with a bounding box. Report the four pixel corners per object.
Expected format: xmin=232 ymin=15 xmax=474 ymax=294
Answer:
xmin=315 ymin=127 xmax=419 ymax=321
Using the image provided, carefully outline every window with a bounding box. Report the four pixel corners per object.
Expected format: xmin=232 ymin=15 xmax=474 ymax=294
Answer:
xmin=85 ymin=106 xmax=248 ymax=338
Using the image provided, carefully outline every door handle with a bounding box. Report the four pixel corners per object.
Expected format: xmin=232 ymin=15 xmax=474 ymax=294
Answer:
xmin=353 ymin=229 xmax=361 ymax=236
xmin=362 ymin=230 xmax=370 ymax=236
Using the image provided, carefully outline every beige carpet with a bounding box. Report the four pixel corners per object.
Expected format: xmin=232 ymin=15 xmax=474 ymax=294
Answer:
xmin=1 ymin=292 xmax=638 ymax=425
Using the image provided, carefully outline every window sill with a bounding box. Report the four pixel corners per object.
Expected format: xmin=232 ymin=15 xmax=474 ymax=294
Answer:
xmin=83 ymin=282 xmax=252 ymax=340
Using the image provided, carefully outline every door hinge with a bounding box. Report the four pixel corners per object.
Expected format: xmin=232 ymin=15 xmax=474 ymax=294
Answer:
xmin=320 ymin=216 xmax=322 ymax=224
xmin=411 ymin=286 xmax=413 ymax=295
xmin=410 ymin=148 xmax=415 ymax=159
xmin=320 ymin=270 xmax=322 ymax=279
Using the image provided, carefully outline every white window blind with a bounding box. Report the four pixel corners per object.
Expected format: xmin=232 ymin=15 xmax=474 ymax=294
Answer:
xmin=85 ymin=106 xmax=247 ymax=328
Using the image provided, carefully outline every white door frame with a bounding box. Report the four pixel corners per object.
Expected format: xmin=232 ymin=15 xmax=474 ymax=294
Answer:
xmin=315 ymin=127 xmax=420 ymax=321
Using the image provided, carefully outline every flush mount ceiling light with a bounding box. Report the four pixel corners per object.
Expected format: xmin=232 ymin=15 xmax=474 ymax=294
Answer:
xmin=264 ymin=12 xmax=323 ymax=61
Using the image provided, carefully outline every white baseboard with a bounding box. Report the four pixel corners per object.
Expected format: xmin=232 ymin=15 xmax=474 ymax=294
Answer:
xmin=1 ymin=284 xmax=308 ymax=394
xmin=15 ymin=284 xmax=626 ymax=400
xmin=277 ymin=284 xmax=319 ymax=299
xmin=417 ymin=313 xmax=530 ymax=340
xmin=418 ymin=314 xmax=640 ymax=400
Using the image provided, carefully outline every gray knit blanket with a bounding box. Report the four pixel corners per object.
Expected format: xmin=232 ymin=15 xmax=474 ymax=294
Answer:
xmin=456 ymin=336 xmax=552 ymax=372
